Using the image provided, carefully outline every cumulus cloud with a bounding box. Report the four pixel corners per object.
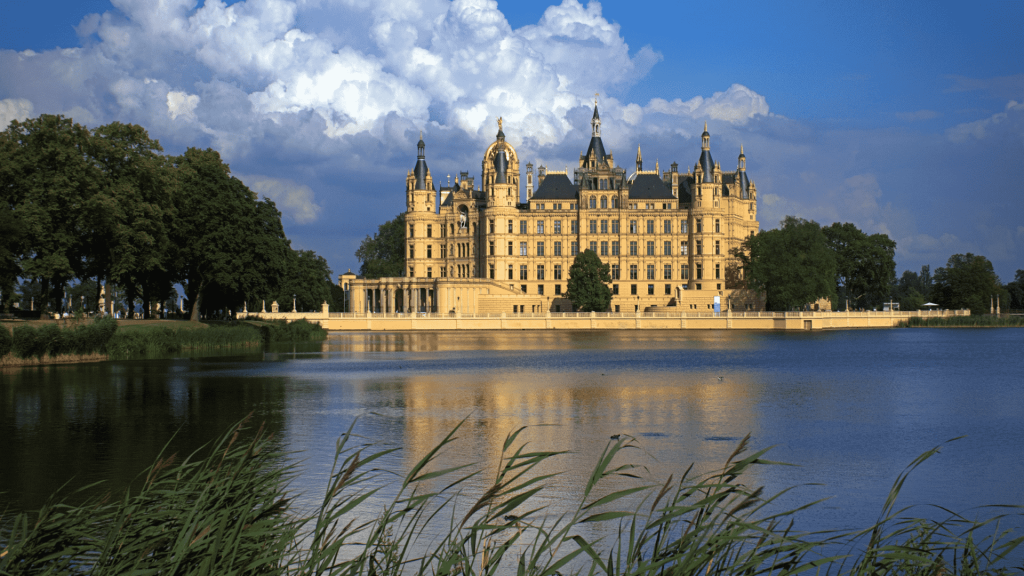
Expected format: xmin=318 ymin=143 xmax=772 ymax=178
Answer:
xmin=0 ymin=98 xmax=34 ymax=128
xmin=946 ymin=100 xmax=1024 ymax=142
xmin=239 ymin=173 xmax=322 ymax=224
xmin=167 ymin=91 xmax=200 ymax=120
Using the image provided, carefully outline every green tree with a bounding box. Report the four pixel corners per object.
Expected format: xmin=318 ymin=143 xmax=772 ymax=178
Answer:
xmin=932 ymin=253 xmax=1002 ymax=314
xmin=1005 ymin=270 xmax=1024 ymax=311
xmin=274 ymin=249 xmax=334 ymax=312
xmin=0 ymin=115 xmax=101 ymax=312
xmin=566 ymin=249 xmax=612 ymax=312
xmin=822 ymin=222 xmax=897 ymax=310
xmin=355 ymin=213 xmax=406 ymax=278
xmin=239 ymin=198 xmax=293 ymax=312
xmin=734 ymin=216 xmax=837 ymax=311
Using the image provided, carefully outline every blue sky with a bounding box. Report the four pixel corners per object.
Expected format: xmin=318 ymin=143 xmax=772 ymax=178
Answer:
xmin=2 ymin=0 xmax=1022 ymax=281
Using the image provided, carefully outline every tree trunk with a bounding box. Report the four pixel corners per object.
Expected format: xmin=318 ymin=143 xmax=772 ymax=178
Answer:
xmin=189 ymin=285 xmax=203 ymax=322
xmin=125 ymin=282 xmax=137 ymax=320
xmin=142 ymin=281 xmax=151 ymax=320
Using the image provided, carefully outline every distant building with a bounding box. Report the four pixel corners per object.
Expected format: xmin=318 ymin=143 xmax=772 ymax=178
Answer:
xmin=348 ymin=103 xmax=761 ymax=314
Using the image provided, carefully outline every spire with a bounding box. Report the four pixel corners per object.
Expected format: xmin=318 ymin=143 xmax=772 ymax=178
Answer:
xmin=417 ymin=131 xmax=425 ymax=158
xmin=591 ymin=95 xmax=601 ymax=137
xmin=698 ymin=123 xmax=714 ymax=183
xmin=413 ymin=133 xmax=428 ymax=190
xmin=655 ymin=159 xmax=660 ymax=175
xmin=701 ymin=122 xmax=710 ymax=150
xmin=636 ymin=145 xmax=642 ymax=172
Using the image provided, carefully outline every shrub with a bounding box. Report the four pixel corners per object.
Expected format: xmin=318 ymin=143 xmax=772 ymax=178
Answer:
xmin=12 ymin=325 xmax=44 ymax=359
xmin=0 ymin=325 xmax=12 ymax=357
xmin=259 ymin=319 xmax=327 ymax=343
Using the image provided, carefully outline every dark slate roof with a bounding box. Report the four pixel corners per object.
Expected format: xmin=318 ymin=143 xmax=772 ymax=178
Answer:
xmin=440 ymin=189 xmax=454 ymax=207
xmin=629 ymin=174 xmax=675 ymax=199
xmin=698 ymin=149 xmax=714 ymax=183
xmin=586 ymin=136 xmax=607 ymax=165
xmin=722 ymin=173 xmax=734 ymax=197
xmin=413 ymin=158 xmax=428 ymax=190
xmin=592 ymin=105 xmax=600 ymax=120
xmin=738 ymin=171 xmax=750 ymax=198
xmin=678 ymin=179 xmax=692 ymax=203
xmin=532 ymin=173 xmax=578 ymax=200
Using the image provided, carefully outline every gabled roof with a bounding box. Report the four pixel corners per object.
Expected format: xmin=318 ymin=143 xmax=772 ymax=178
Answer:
xmin=629 ymin=174 xmax=674 ymax=199
xmin=532 ymin=173 xmax=578 ymax=200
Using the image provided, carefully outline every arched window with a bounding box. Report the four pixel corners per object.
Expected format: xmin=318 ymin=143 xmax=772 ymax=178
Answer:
xmin=611 ymin=196 xmax=618 ymax=209
xmin=589 ymin=196 xmax=597 ymax=209
xmin=600 ymin=196 xmax=608 ymax=209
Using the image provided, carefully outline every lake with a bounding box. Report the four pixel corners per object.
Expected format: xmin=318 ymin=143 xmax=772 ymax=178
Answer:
xmin=2 ymin=328 xmax=1023 ymax=546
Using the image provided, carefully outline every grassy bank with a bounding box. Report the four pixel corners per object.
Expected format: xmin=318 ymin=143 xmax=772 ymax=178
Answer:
xmin=899 ymin=315 xmax=1024 ymax=327
xmin=2 ymin=419 xmax=1020 ymax=576
xmin=0 ymin=318 xmax=327 ymax=363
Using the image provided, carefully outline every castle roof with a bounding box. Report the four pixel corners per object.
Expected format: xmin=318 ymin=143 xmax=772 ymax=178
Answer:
xmin=531 ymin=173 xmax=577 ymax=200
xmin=629 ymin=173 xmax=674 ymax=199
xmin=585 ymin=136 xmax=607 ymax=165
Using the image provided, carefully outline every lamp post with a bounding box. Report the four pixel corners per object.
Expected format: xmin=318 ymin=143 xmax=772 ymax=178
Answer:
xmin=293 ymin=294 xmax=297 ymax=312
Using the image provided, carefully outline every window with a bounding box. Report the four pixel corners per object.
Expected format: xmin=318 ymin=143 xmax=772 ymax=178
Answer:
xmin=611 ymin=219 xmax=619 ymax=233
xmin=538 ymin=284 xmax=545 ymax=295
xmin=646 ymin=220 xmax=654 ymax=234
xmin=508 ymin=265 xmax=514 ymax=280
xmin=665 ymin=284 xmax=672 ymax=295
xmin=520 ymin=265 xmax=528 ymax=280
xmin=664 ymin=220 xmax=671 ymax=234
xmin=696 ymin=263 xmax=703 ymax=280
xmin=537 ymin=242 xmax=545 ymax=256
xmin=600 ymin=241 xmax=608 ymax=256
xmin=427 ymin=267 xmax=432 ymax=277
xmin=410 ymin=245 xmax=415 ymax=258
xmin=409 ymin=224 xmax=415 ymax=237
xmin=571 ymin=241 xmax=579 ymax=255
xmin=488 ymin=220 xmax=494 ymax=234
xmin=664 ymin=241 xmax=671 ymax=255
xmin=681 ymin=220 xmax=688 ymax=234
xmin=589 ymin=220 xmax=597 ymax=233
xmin=681 ymin=242 xmax=688 ymax=256
xmin=489 ymin=265 xmax=494 ymax=279
xmin=507 ymin=241 xmax=513 ymax=256
xmin=646 ymin=264 xmax=655 ymax=280
xmin=630 ymin=220 xmax=638 ymax=233
xmin=600 ymin=196 xmax=608 ymax=208
xmin=629 ymin=264 xmax=638 ymax=280
xmin=696 ymin=218 xmax=702 ymax=233
xmin=488 ymin=241 xmax=494 ymax=256
xmin=537 ymin=265 xmax=545 ymax=280
xmin=589 ymin=196 xmax=597 ymax=209
xmin=715 ymin=219 xmax=720 ymax=233
xmin=646 ymin=241 xmax=655 ymax=256
xmin=554 ymin=220 xmax=562 ymax=234
xmin=611 ymin=264 xmax=620 ymax=279
xmin=441 ymin=245 xmax=447 ymax=258
xmin=612 ymin=241 xmax=620 ymax=255
xmin=681 ymin=265 xmax=689 ymax=280
xmin=520 ymin=220 xmax=527 ymax=234
xmin=696 ymin=240 xmax=703 ymax=255
xmin=554 ymin=241 xmax=562 ymax=256
xmin=427 ymin=224 xmax=432 ymax=237
xmin=589 ymin=241 xmax=597 ymax=253
xmin=612 ymin=284 xmax=619 ymax=295
xmin=508 ymin=220 xmax=514 ymax=233
xmin=715 ymin=240 xmax=720 ymax=255
xmin=520 ymin=242 xmax=527 ymax=256
xmin=715 ymin=263 xmax=721 ymax=279
xmin=664 ymin=264 xmax=672 ymax=280
xmin=630 ymin=241 xmax=638 ymax=256
xmin=554 ymin=264 xmax=563 ymax=280
xmin=571 ymin=221 xmax=579 ymax=234
xmin=536 ymin=204 xmax=544 ymax=210
xmin=631 ymin=284 xmax=637 ymax=295
xmin=427 ymin=245 xmax=432 ymax=258
xmin=555 ymin=284 xmax=562 ymax=295
xmin=648 ymin=284 xmax=655 ymax=295
xmin=537 ymin=221 xmax=545 ymax=234
xmin=612 ymin=196 xmax=619 ymax=208
xmin=521 ymin=285 xmax=528 ymax=293
xmin=441 ymin=266 xmax=447 ymax=277
xmin=450 ymin=223 xmax=455 ymax=235
xmin=600 ymin=219 xmax=608 ymax=234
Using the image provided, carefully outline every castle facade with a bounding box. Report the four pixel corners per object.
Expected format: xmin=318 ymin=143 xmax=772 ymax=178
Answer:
xmin=346 ymin=104 xmax=761 ymax=315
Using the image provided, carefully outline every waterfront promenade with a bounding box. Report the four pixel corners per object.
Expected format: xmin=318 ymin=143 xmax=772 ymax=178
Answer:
xmin=240 ymin=308 xmax=968 ymax=331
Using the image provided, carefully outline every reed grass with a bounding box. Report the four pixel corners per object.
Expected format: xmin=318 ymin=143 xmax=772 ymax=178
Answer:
xmin=1 ymin=418 xmax=1021 ymax=576
xmin=899 ymin=316 xmax=1024 ymax=328
xmin=250 ymin=319 xmax=328 ymax=344
xmin=105 ymin=323 xmax=264 ymax=359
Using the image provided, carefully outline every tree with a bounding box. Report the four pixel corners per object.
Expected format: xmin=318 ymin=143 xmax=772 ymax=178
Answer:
xmin=890 ymin=266 xmax=931 ymax=311
xmin=274 ymin=249 xmax=334 ymax=312
xmin=734 ymin=216 xmax=837 ymax=311
xmin=355 ymin=213 xmax=406 ymax=278
xmin=566 ymin=249 xmax=612 ymax=312
xmin=932 ymin=253 xmax=1002 ymax=314
xmin=1005 ymin=270 xmax=1024 ymax=311
xmin=822 ymin=222 xmax=896 ymax=310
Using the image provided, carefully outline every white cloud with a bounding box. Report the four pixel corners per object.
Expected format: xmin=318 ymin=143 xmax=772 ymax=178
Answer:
xmin=0 ymin=98 xmax=34 ymax=129
xmin=946 ymin=100 xmax=1024 ymax=142
xmin=167 ymin=91 xmax=200 ymax=120
xmin=239 ymin=173 xmax=322 ymax=224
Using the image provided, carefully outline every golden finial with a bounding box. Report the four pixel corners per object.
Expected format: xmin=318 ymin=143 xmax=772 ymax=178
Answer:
xmin=497 ymin=116 xmax=503 ymax=131
xmin=595 ymin=92 xmax=599 ymax=107
xmin=704 ymin=121 xmax=707 ymax=132
xmin=740 ymin=144 xmax=744 ymax=155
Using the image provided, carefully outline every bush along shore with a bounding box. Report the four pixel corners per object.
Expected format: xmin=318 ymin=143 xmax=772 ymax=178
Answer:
xmin=0 ymin=418 xmax=1021 ymax=576
xmin=0 ymin=318 xmax=327 ymax=364
xmin=899 ymin=315 xmax=1024 ymax=328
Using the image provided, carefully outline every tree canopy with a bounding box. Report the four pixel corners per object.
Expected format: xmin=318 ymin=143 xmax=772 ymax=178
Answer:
xmin=566 ymin=249 xmax=612 ymax=312
xmin=0 ymin=114 xmax=335 ymax=319
xmin=822 ymin=222 xmax=896 ymax=310
xmin=932 ymin=253 xmax=1003 ymax=314
xmin=355 ymin=213 xmax=406 ymax=279
xmin=734 ymin=216 xmax=837 ymax=311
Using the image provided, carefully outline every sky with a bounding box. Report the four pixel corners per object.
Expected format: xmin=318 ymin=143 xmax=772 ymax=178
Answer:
xmin=2 ymin=0 xmax=1022 ymax=281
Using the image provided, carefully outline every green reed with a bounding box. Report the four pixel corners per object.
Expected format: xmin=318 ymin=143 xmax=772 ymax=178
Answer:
xmin=1 ymin=418 xmax=1021 ymax=576
xmin=899 ymin=316 xmax=1024 ymax=328
xmin=105 ymin=323 xmax=264 ymax=359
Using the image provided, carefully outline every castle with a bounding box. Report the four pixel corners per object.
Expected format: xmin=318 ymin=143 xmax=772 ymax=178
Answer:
xmin=343 ymin=103 xmax=761 ymax=315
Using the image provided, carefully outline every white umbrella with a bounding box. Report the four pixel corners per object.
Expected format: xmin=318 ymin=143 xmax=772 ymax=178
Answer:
xmin=922 ymin=302 xmax=939 ymax=307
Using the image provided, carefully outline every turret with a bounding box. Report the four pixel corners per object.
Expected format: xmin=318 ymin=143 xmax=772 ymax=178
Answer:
xmin=414 ymin=133 xmax=428 ymax=190
xmin=526 ymin=163 xmax=534 ymax=199
xmin=737 ymin=145 xmax=750 ymax=199
xmin=406 ymin=132 xmax=435 ymax=212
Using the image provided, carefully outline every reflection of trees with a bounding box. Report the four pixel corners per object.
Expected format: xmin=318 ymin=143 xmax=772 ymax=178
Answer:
xmin=0 ymin=358 xmax=287 ymax=513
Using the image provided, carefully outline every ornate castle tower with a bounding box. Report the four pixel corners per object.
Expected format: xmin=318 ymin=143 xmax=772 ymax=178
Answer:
xmin=481 ymin=118 xmax=520 ymax=281
xmin=406 ymin=134 xmax=435 ymax=278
